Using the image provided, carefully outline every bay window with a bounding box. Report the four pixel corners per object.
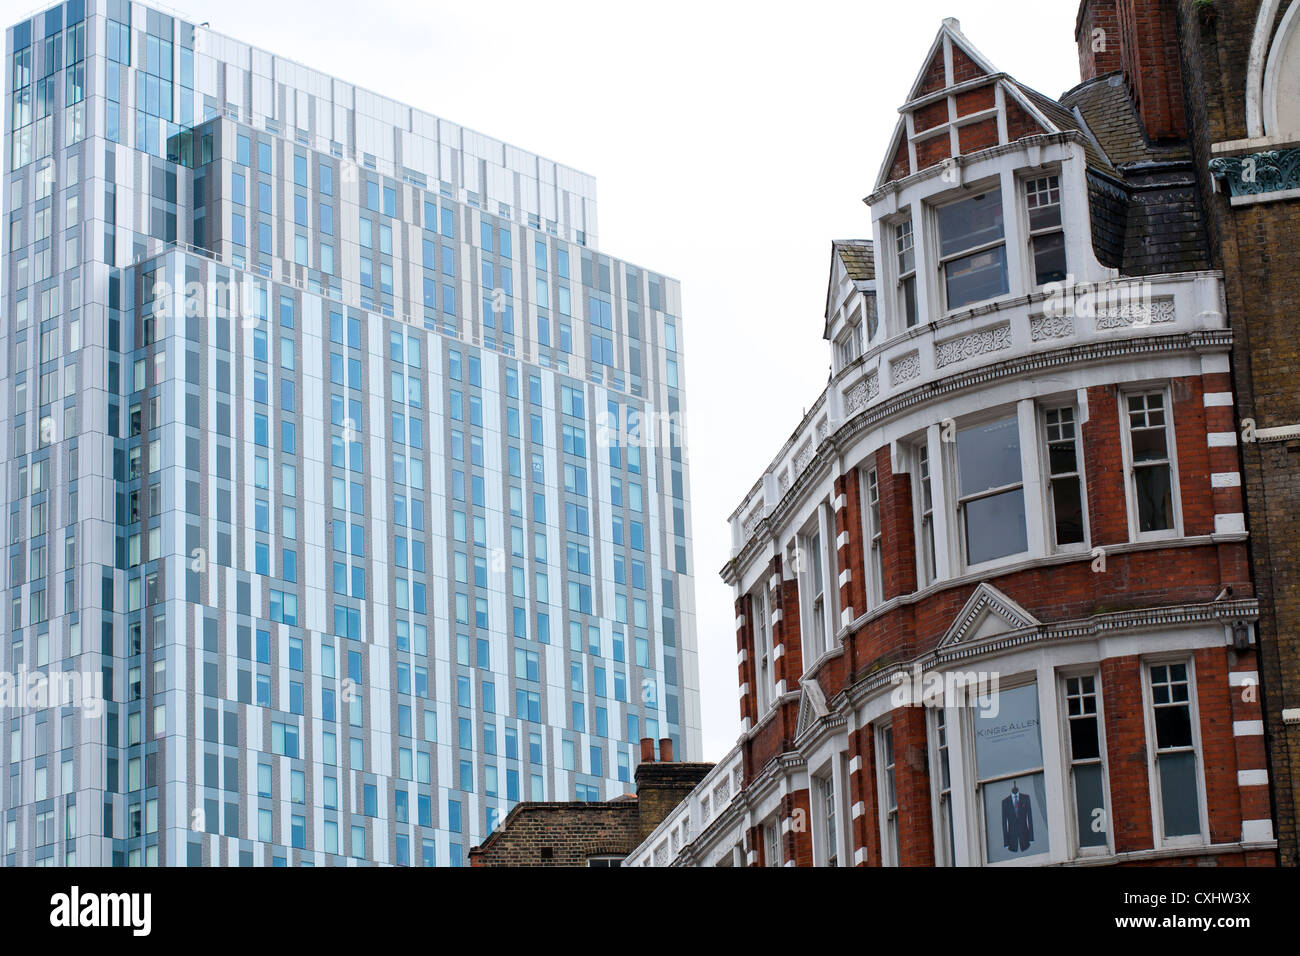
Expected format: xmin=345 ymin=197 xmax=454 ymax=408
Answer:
xmin=956 ymin=415 xmax=1028 ymax=566
xmin=937 ymin=187 xmax=1008 ymax=310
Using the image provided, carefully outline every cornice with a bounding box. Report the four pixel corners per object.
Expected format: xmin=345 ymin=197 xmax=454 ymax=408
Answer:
xmin=722 ymin=328 xmax=1233 ymax=583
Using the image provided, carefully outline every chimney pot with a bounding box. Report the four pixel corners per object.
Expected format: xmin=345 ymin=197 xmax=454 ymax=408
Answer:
xmin=640 ymin=737 xmax=655 ymax=763
xmin=659 ymin=738 xmax=674 ymax=763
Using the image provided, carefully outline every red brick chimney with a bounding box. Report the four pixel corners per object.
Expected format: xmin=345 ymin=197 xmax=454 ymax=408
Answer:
xmin=1118 ymin=0 xmax=1187 ymax=141
xmin=1076 ymin=0 xmax=1122 ymax=80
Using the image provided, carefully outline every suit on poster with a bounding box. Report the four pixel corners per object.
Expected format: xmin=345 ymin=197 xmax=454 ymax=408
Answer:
xmin=1002 ymin=786 xmax=1034 ymax=852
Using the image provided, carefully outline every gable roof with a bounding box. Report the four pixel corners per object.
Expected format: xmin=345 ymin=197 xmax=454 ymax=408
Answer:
xmin=873 ymin=20 xmax=1118 ymax=191
xmin=824 ymin=240 xmax=876 ymax=335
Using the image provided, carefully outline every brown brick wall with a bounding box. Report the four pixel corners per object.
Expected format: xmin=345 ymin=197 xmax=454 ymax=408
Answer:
xmin=468 ymin=802 xmax=640 ymax=867
xmin=1175 ymin=0 xmax=1298 ymax=865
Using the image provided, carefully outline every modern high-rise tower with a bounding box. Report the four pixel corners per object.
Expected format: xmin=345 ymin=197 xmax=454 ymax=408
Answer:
xmin=1 ymin=0 xmax=700 ymax=866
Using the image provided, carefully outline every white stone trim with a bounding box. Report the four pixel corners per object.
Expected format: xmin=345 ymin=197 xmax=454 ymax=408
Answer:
xmin=1214 ymin=513 xmax=1246 ymax=534
xmin=738 ymin=682 xmax=750 ymax=699
xmin=839 ymin=569 xmax=852 ymax=587
xmin=772 ymin=608 xmax=783 ymax=625
xmin=1228 ymin=671 xmax=1259 ymax=687
xmin=1208 ymin=432 xmax=1238 ymax=447
xmin=1203 ymin=391 xmax=1235 ymax=407
xmin=1247 ymin=0 xmax=1285 ymax=138
xmin=837 ymin=531 xmax=850 ymax=549
xmin=851 ymin=801 xmax=866 ymax=820
xmin=849 ymin=755 xmax=862 ymax=774
xmin=834 ymin=493 xmax=847 ymax=512
xmin=854 ymin=847 xmax=868 ymax=866
xmin=1238 ymin=769 xmax=1269 ymax=787
xmin=1282 ymin=707 xmax=1300 ymax=725
xmin=1234 ymin=720 xmax=1264 ymax=737
xmin=1230 ymin=187 xmax=1300 ymax=206
xmin=735 ymin=615 xmax=747 ymax=630
xmin=773 ymin=643 xmax=785 ymax=660
xmin=737 ymin=649 xmax=748 ymax=665
xmin=1242 ymin=818 xmax=1275 ymax=843
xmin=1211 ymin=472 xmax=1242 ymax=488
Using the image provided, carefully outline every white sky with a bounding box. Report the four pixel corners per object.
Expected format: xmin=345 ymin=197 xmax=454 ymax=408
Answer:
xmin=3 ymin=0 xmax=1086 ymax=760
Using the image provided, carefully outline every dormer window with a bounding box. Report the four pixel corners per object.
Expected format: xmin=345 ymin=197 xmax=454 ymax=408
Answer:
xmin=1025 ymin=174 xmax=1066 ymax=286
xmin=895 ymin=220 xmax=918 ymax=328
xmin=937 ymin=187 xmax=1008 ymax=311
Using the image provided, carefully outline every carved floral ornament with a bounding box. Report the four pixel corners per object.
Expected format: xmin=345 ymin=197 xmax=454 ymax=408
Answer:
xmin=1209 ymin=148 xmax=1300 ymax=197
xmin=935 ymin=323 xmax=1012 ymax=369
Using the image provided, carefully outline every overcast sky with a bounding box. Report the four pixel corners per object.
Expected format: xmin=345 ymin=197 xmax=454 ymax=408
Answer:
xmin=4 ymin=0 xmax=1086 ymax=760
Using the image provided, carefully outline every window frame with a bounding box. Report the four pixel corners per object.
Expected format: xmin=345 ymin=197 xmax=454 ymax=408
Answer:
xmin=914 ymin=439 xmax=938 ymax=587
xmin=862 ymin=466 xmax=884 ymax=608
xmin=834 ymin=314 xmax=865 ymax=372
xmin=797 ymin=508 xmax=835 ymax=663
xmin=1038 ymin=402 xmax=1089 ymax=553
xmin=752 ymin=585 xmax=773 ymax=715
xmin=894 ymin=216 xmax=918 ymax=329
xmin=1057 ymin=667 xmax=1112 ymax=859
xmin=928 ymin=707 xmax=956 ymax=866
xmin=814 ymin=769 xmax=841 ymax=867
xmin=1119 ymin=387 xmax=1183 ymax=542
xmin=951 ymin=410 xmax=1031 ymax=573
xmin=763 ymin=817 xmax=781 ymax=867
xmin=1021 ymin=170 xmax=1067 ymax=288
xmin=931 ymin=182 xmax=1010 ymax=313
xmin=876 ymin=721 xmax=900 ymax=867
xmin=968 ymin=675 xmax=1052 ymax=867
xmin=1141 ymin=656 xmax=1208 ymax=849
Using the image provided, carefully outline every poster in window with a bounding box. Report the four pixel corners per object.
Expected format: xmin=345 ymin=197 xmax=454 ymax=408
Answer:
xmin=975 ymin=683 xmax=1051 ymax=862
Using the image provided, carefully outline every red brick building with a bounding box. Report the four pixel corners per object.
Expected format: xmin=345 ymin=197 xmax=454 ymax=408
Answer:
xmin=633 ymin=15 xmax=1277 ymax=867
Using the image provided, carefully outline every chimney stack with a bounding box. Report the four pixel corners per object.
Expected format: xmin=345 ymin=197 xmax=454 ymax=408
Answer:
xmin=1076 ymin=0 xmax=1122 ymax=82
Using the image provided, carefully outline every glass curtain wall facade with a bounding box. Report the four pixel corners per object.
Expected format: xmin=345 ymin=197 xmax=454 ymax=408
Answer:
xmin=1 ymin=0 xmax=700 ymax=866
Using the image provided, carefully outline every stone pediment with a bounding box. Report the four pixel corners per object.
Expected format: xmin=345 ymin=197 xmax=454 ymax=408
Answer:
xmin=939 ymin=583 xmax=1040 ymax=650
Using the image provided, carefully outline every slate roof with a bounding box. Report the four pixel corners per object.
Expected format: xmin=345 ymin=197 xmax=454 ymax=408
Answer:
xmin=1061 ymin=72 xmax=1191 ymax=167
xmin=832 ymin=240 xmax=875 ymax=282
